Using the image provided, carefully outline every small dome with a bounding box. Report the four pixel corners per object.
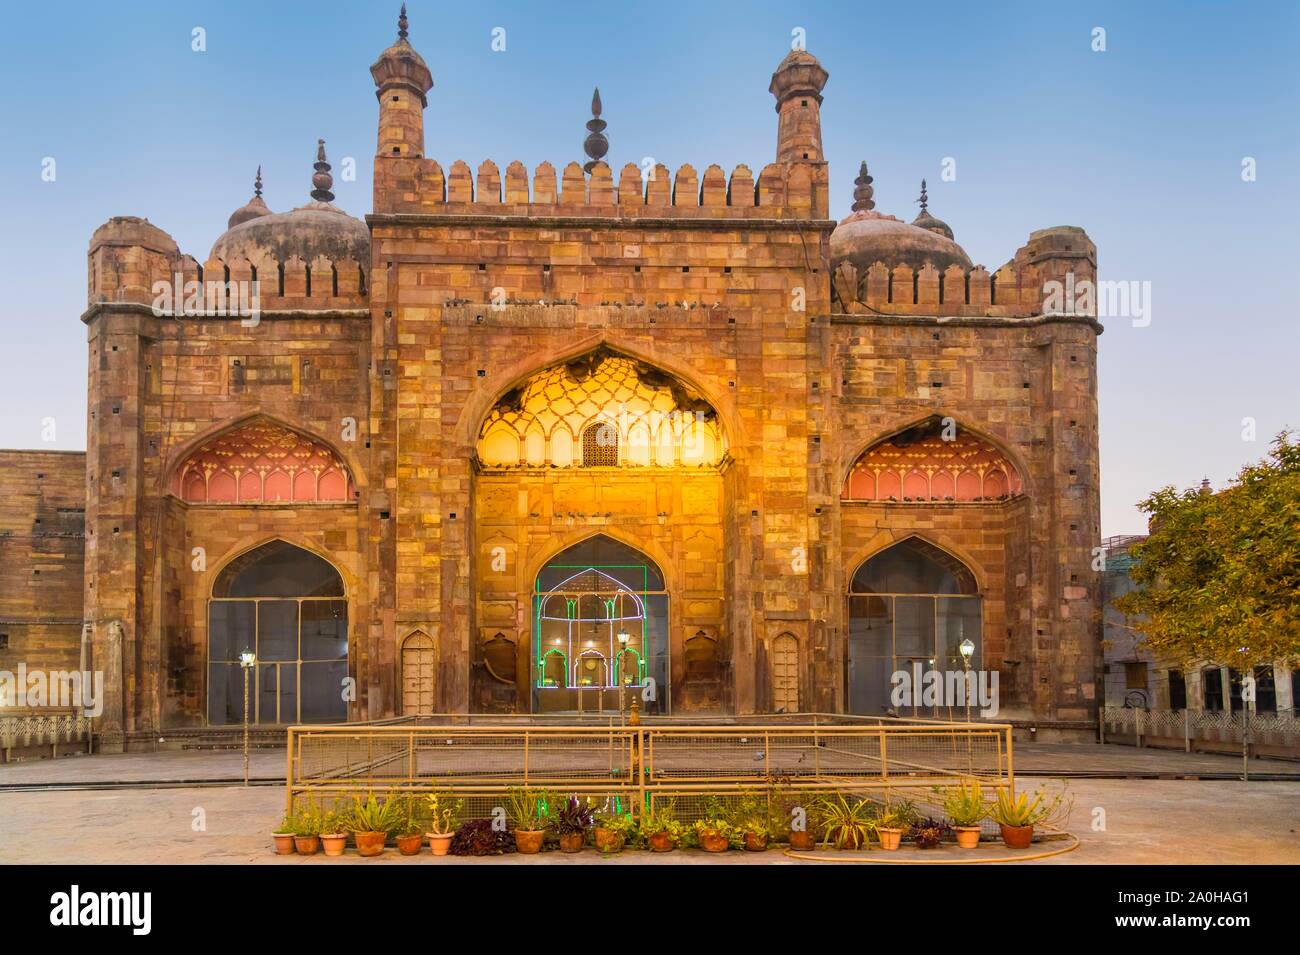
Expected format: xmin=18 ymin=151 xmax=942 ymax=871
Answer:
xmin=829 ymin=165 xmax=971 ymax=274
xmin=209 ymin=142 xmax=368 ymax=265
xmin=227 ymin=166 xmax=272 ymax=229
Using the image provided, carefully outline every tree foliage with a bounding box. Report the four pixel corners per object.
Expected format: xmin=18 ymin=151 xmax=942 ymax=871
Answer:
xmin=1113 ymin=432 xmax=1300 ymax=666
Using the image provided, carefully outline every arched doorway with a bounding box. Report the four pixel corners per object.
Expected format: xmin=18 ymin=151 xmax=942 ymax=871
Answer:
xmin=771 ymin=633 xmax=801 ymax=713
xmin=847 ymin=538 xmax=981 ymax=717
xmin=207 ymin=540 xmax=348 ymax=725
xmin=533 ymin=535 xmax=669 ymax=714
xmin=401 ymin=631 xmax=436 ymax=715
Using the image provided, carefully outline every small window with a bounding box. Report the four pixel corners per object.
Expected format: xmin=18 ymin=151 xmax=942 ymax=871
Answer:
xmin=1203 ymin=667 xmax=1224 ymax=711
xmin=0 ymin=633 xmax=9 ymax=650
xmin=1168 ymin=668 xmax=1186 ymax=709
xmin=581 ymin=422 xmax=618 ymax=467
xmin=1124 ymin=662 xmax=1148 ymax=690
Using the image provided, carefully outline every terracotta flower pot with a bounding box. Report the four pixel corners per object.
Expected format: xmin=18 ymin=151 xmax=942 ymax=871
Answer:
xmin=1000 ymin=824 xmax=1034 ymax=849
xmin=594 ymin=827 xmax=625 ymax=853
xmin=743 ymin=831 xmax=769 ymax=852
xmin=272 ymin=833 xmax=296 ymax=855
xmin=293 ymin=835 xmax=321 ymax=856
xmin=427 ymin=832 xmax=453 ymax=856
xmin=558 ymin=831 xmax=585 ymax=853
xmin=698 ymin=830 xmax=729 ymax=852
xmin=320 ymin=833 xmax=348 ymax=857
xmin=515 ymin=829 xmax=545 ymax=854
xmin=647 ymin=831 xmax=675 ymax=852
xmin=396 ymin=833 xmax=424 ymax=856
xmin=876 ymin=827 xmax=903 ymax=851
xmin=354 ymin=830 xmax=387 ymax=857
xmin=788 ymin=830 xmax=817 ymax=851
xmin=954 ymin=826 xmax=981 ymax=849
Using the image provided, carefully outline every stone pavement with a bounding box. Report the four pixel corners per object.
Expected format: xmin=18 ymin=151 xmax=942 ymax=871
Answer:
xmin=1 ymin=776 xmax=1297 ymax=865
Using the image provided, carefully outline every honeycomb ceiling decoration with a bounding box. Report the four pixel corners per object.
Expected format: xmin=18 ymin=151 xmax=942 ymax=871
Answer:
xmin=173 ymin=419 xmax=354 ymax=503
xmin=843 ymin=428 xmax=1023 ymax=502
xmin=478 ymin=352 xmax=725 ymax=467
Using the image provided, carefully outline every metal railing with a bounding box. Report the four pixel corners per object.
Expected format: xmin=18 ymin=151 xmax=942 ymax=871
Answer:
xmin=1102 ymin=705 xmax=1300 ymax=752
xmin=0 ymin=710 xmax=93 ymax=762
xmin=285 ymin=714 xmax=1015 ymax=824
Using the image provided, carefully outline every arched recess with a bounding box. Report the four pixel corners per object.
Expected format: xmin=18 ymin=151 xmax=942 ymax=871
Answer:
xmin=400 ymin=630 xmax=437 ymax=716
xmin=770 ymin=632 xmax=801 ymax=713
xmin=455 ymin=334 xmax=745 ymax=455
xmin=474 ymin=346 xmax=726 ymax=469
xmin=532 ymin=533 xmax=669 ymax=714
xmin=168 ymin=414 xmax=359 ymax=504
xmin=207 ymin=539 xmax=348 ymax=725
xmin=842 ymin=414 xmax=1028 ymax=503
xmin=846 ymin=537 xmax=983 ymax=718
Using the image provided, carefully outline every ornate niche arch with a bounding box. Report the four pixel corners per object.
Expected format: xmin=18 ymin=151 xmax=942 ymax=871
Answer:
xmin=842 ymin=416 xmax=1024 ymax=503
xmin=172 ymin=417 xmax=356 ymax=504
xmin=476 ymin=347 xmax=726 ymax=469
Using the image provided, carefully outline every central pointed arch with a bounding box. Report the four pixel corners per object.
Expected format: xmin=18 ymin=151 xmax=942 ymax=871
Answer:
xmin=531 ymin=533 xmax=670 ymax=714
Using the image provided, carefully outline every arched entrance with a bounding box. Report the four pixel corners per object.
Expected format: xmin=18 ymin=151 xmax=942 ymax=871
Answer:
xmin=400 ymin=631 xmax=436 ymax=715
xmin=533 ymin=535 xmax=669 ymax=714
xmin=207 ymin=540 xmax=348 ymax=725
xmin=847 ymin=538 xmax=981 ymax=717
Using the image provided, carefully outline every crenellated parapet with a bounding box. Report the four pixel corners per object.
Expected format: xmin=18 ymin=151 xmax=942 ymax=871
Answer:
xmin=375 ymin=158 xmax=824 ymax=220
xmin=87 ymin=218 xmax=368 ymax=314
xmin=830 ymin=225 xmax=1098 ymax=319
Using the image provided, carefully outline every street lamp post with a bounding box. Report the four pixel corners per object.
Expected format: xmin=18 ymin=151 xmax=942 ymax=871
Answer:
xmin=239 ymin=650 xmax=257 ymax=786
xmin=616 ymin=629 xmax=629 ymax=723
xmin=958 ymin=638 xmax=975 ymax=724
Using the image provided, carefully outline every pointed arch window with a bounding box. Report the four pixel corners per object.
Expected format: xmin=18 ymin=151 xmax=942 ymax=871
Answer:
xmin=844 ymin=418 xmax=1022 ymax=503
xmin=174 ymin=419 xmax=355 ymax=504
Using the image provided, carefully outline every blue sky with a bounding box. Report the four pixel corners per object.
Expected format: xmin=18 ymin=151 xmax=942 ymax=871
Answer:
xmin=0 ymin=0 xmax=1296 ymax=534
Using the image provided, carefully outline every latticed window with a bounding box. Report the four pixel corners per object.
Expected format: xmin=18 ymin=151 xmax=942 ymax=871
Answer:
xmin=582 ymin=422 xmax=618 ymax=466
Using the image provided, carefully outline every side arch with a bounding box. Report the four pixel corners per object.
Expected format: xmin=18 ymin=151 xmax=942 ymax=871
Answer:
xmin=844 ymin=531 xmax=988 ymax=595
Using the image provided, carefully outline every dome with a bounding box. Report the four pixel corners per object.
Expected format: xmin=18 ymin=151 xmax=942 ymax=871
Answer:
xmin=829 ymin=164 xmax=971 ymax=274
xmin=209 ymin=142 xmax=368 ymax=265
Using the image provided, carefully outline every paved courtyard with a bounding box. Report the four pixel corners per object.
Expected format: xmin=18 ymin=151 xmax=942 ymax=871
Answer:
xmin=0 ymin=741 xmax=1297 ymax=864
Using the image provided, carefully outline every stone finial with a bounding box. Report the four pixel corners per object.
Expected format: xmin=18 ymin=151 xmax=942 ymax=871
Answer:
xmin=1200 ymin=477 xmax=1212 ymax=494
xmin=583 ymin=87 xmax=609 ymax=174
xmin=398 ymin=3 xmax=409 ymax=41
xmin=311 ymin=139 xmax=335 ymax=203
xmin=917 ymin=178 xmax=928 ymax=214
xmin=254 ymin=165 xmax=263 ymax=199
xmin=851 ymin=161 xmax=875 ymax=213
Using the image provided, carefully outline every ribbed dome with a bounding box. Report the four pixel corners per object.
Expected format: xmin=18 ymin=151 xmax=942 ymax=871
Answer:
xmin=830 ymin=210 xmax=972 ymax=274
xmin=209 ymin=142 xmax=368 ymax=265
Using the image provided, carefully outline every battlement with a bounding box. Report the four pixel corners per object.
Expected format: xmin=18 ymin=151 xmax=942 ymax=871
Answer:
xmin=375 ymin=158 xmax=829 ymax=221
xmin=87 ymin=220 xmax=368 ymax=313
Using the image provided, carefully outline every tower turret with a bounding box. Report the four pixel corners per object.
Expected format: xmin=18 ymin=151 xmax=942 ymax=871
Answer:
xmin=370 ymin=4 xmax=434 ymax=159
xmin=769 ymin=49 xmax=828 ymax=163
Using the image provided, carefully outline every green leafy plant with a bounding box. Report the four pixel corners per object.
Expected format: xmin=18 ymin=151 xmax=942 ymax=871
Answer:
xmin=426 ymin=789 xmax=463 ymax=835
xmin=506 ymin=786 xmax=554 ymax=831
xmin=287 ymin=799 xmax=325 ymax=837
xmin=991 ymin=786 xmax=1069 ymax=828
xmin=731 ymin=790 xmax=773 ymax=837
xmin=390 ymin=793 xmax=428 ymax=837
xmin=319 ymin=800 xmax=348 ymax=835
xmin=346 ymin=792 xmax=404 ymax=835
xmin=814 ymin=793 xmax=874 ymax=849
xmin=939 ymin=780 xmax=988 ymax=828
xmin=877 ymin=797 xmax=920 ymax=831
xmin=640 ymin=802 xmax=684 ymax=843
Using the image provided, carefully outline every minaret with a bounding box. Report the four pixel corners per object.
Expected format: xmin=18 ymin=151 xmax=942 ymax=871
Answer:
xmin=370 ymin=4 xmax=434 ymax=159
xmin=769 ymin=48 xmax=829 ymax=163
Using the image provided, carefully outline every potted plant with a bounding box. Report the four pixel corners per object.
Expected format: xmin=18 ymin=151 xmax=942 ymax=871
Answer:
xmin=290 ymin=799 xmax=324 ymax=855
xmin=552 ymin=795 xmax=595 ymax=853
xmin=347 ymin=792 xmax=402 ymax=857
xmin=392 ymin=794 xmax=427 ymax=855
xmin=732 ymin=791 xmax=772 ymax=851
xmin=911 ymin=817 xmax=952 ymax=849
xmin=991 ymin=786 xmax=1068 ymax=849
xmin=641 ymin=804 xmax=683 ymax=852
xmin=940 ymin=779 xmax=988 ymax=849
xmin=319 ymin=802 xmax=349 ymax=857
xmin=593 ymin=813 xmax=636 ymax=854
xmin=873 ymin=798 xmax=919 ymax=851
xmin=272 ymin=811 xmax=297 ymax=855
xmin=815 ymin=793 xmax=874 ymax=850
xmin=506 ymin=787 xmax=553 ymax=855
xmin=449 ymin=819 xmax=516 ymax=856
xmin=425 ymin=789 xmax=462 ymax=857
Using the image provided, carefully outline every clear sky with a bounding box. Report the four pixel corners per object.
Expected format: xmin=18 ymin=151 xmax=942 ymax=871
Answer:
xmin=0 ymin=0 xmax=1295 ymax=535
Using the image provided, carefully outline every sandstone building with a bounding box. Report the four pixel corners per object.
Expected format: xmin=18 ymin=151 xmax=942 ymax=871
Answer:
xmin=0 ymin=9 xmax=1103 ymax=747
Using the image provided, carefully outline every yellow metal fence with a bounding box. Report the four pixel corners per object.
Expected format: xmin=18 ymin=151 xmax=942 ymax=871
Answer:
xmin=286 ymin=715 xmax=1014 ymax=827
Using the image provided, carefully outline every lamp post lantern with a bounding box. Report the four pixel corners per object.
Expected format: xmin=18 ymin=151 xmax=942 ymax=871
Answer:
xmin=239 ymin=650 xmax=257 ymax=786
